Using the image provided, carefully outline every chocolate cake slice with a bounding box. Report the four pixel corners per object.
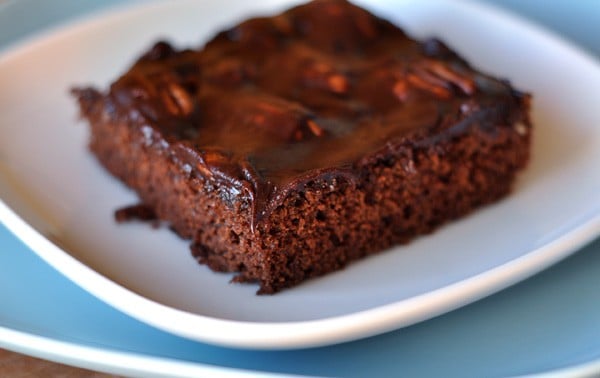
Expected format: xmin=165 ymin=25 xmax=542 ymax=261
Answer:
xmin=73 ymin=0 xmax=532 ymax=293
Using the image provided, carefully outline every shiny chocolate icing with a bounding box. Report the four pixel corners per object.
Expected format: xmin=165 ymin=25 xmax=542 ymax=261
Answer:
xmin=101 ymin=0 xmax=529 ymax=225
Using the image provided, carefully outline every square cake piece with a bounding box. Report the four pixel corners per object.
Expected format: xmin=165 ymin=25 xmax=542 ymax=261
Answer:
xmin=73 ymin=0 xmax=531 ymax=293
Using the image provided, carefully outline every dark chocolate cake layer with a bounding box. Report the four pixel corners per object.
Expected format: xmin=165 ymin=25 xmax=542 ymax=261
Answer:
xmin=73 ymin=0 xmax=532 ymax=293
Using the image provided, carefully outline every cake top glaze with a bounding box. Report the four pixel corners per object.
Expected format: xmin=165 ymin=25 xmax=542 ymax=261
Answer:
xmin=78 ymin=0 xmax=529 ymax=223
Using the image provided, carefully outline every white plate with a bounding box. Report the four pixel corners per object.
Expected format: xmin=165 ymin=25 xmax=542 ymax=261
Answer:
xmin=0 ymin=0 xmax=599 ymax=349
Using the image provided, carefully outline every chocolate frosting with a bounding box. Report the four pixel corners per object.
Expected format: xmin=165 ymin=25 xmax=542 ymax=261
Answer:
xmin=94 ymin=0 xmax=529 ymax=226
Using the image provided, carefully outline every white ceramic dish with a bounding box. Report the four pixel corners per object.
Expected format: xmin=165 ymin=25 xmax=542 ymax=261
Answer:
xmin=0 ymin=0 xmax=599 ymax=349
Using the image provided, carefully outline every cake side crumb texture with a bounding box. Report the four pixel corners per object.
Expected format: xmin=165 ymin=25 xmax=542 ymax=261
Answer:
xmin=73 ymin=0 xmax=532 ymax=293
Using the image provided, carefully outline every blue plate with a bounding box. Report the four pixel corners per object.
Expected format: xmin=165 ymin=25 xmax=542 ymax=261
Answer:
xmin=2 ymin=223 xmax=600 ymax=377
xmin=1 ymin=0 xmax=600 ymax=376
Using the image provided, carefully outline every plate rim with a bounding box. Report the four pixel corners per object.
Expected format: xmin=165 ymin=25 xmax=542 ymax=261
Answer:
xmin=1 ymin=0 xmax=600 ymax=349
xmin=2 ymin=322 xmax=599 ymax=378
xmin=0 ymin=325 xmax=296 ymax=378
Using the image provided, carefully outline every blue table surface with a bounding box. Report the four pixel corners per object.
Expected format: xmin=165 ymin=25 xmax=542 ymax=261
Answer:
xmin=0 ymin=1 xmax=599 ymax=377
